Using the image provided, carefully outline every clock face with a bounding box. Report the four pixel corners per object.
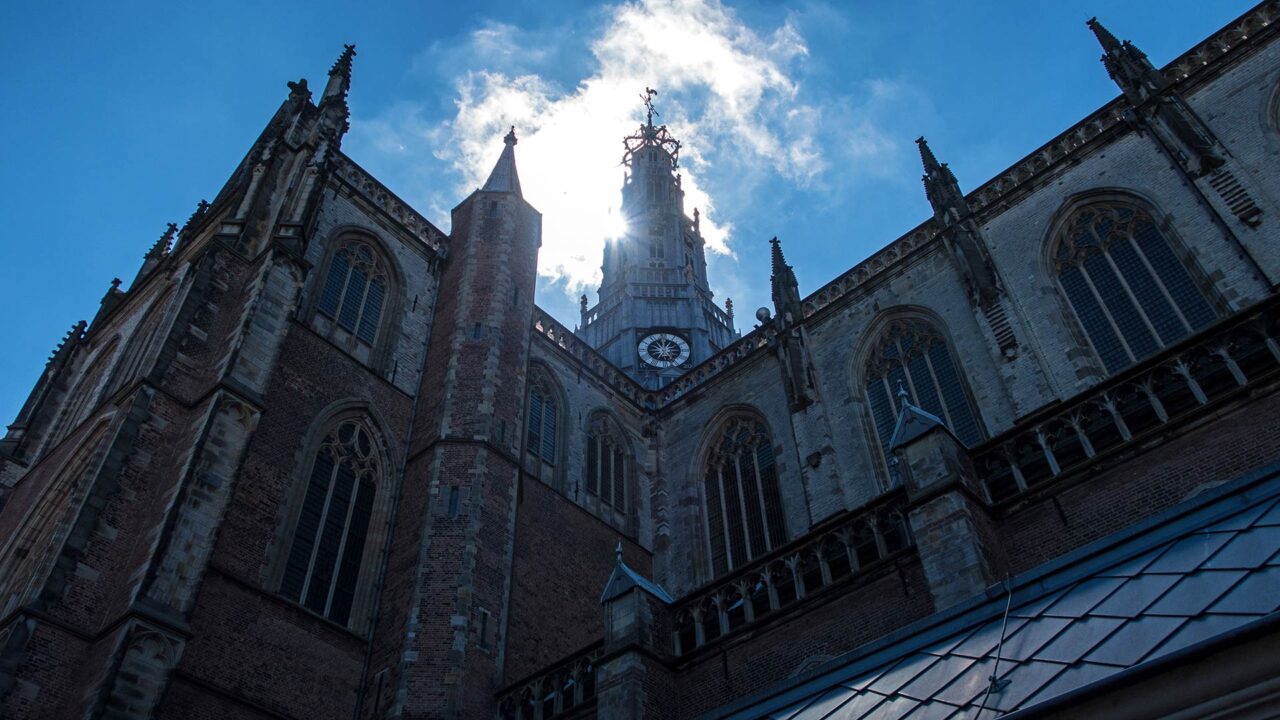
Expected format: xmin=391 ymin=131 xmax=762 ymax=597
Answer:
xmin=638 ymin=332 xmax=690 ymax=368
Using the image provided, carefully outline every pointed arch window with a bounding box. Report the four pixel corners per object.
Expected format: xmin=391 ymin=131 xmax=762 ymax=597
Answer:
xmin=863 ymin=319 xmax=984 ymax=457
xmin=48 ymin=339 xmax=120 ymax=449
xmin=585 ymin=414 xmax=627 ymax=512
xmin=280 ymin=418 xmax=380 ymax=627
xmin=1054 ymin=202 xmax=1217 ymax=374
xmin=526 ymin=380 xmax=558 ymax=466
xmin=318 ymin=240 xmax=388 ymax=345
xmin=703 ymin=418 xmax=786 ymax=576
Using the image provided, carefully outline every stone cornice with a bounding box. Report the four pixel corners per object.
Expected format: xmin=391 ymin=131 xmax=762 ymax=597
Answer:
xmin=331 ymin=151 xmax=448 ymax=257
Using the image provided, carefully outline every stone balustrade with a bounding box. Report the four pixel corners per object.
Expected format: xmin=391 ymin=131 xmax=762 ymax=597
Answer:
xmin=973 ymin=295 xmax=1280 ymax=503
xmin=670 ymin=488 xmax=912 ymax=658
xmin=497 ymin=641 xmax=603 ymax=720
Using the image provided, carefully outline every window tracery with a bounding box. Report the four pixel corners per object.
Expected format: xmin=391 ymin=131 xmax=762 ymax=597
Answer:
xmin=318 ymin=240 xmax=388 ymax=345
xmin=703 ymin=417 xmax=786 ymax=576
xmin=526 ymin=378 xmax=558 ymax=466
xmin=863 ymin=318 xmax=984 ymax=455
xmin=280 ymin=418 xmax=381 ymax=627
xmin=1053 ymin=201 xmax=1217 ymax=373
xmin=585 ymin=414 xmax=627 ymax=512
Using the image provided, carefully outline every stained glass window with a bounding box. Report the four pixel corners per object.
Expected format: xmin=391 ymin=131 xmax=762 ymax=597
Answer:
xmin=585 ymin=414 xmax=627 ymax=512
xmin=318 ymin=241 xmax=388 ymax=345
xmin=281 ymin=419 xmax=379 ymax=627
xmin=863 ymin=318 xmax=984 ymax=462
xmin=703 ymin=418 xmax=786 ymax=576
xmin=526 ymin=381 xmax=558 ymax=465
xmin=1054 ymin=202 xmax=1216 ymax=374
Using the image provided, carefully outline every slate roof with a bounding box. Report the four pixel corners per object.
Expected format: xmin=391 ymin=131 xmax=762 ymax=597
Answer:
xmin=714 ymin=465 xmax=1280 ymax=719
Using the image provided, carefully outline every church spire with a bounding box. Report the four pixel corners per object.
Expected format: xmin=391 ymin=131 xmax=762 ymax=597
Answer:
xmin=1086 ymin=17 xmax=1165 ymax=104
xmin=482 ymin=126 xmax=523 ymax=196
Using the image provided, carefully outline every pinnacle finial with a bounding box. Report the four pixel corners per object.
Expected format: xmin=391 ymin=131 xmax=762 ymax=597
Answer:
xmin=504 ymin=126 xmax=517 ymax=146
xmin=1086 ymin=17 xmax=1122 ymax=53
xmin=916 ymin=136 xmax=941 ymax=174
xmin=323 ymin=44 xmax=356 ymax=104
xmin=615 ymin=541 xmax=624 ymax=565
xmin=770 ymin=237 xmax=787 ymax=277
xmin=146 ymin=222 xmax=178 ymax=260
xmin=896 ymin=380 xmax=910 ymax=404
xmin=330 ymin=44 xmax=356 ymax=78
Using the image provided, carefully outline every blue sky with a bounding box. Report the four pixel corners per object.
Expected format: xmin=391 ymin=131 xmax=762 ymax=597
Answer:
xmin=0 ymin=0 xmax=1257 ymax=422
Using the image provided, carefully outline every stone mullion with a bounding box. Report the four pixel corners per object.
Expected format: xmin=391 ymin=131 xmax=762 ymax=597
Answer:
xmin=1126 ymin=234 xmax=1194 ymax=333
xmin=1077 ymin=259 xmax=1138 ymax=363
xmin=1101 ymin=245 xmax=1165 ymax=346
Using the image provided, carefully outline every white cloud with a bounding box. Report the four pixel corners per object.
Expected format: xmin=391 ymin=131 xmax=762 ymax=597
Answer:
xmin=350 ymin=0 xmax=895 ymax=310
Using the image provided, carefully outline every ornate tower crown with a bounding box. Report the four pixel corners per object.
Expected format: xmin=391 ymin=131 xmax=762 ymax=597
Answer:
xmin=622 ymin=87 xmax=681 ymax=168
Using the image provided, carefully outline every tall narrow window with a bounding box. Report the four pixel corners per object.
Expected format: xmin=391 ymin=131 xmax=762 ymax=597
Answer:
xmin=281 ymin=419 xmax=380 ymax=627
xmin=863 ymin=319 xmax=984 ymax=457
xmin=318 ymin=240 xmax=388 ymax=345
xmin=48 ymin=339 xmax=120 ymax=449
xmin=1054 ymin=201 xmax=1217 ymax=374
xmin=585 ymin=414 xmax=627 ymax=512
xmin=703 ymin=417 xmax=786 ymax=576
xmin=526 ymin=379 xmax=558 ymax=466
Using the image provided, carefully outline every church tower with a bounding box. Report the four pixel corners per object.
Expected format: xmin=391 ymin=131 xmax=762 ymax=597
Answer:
xmin=578 ymin=89 xmax=738 ymax=388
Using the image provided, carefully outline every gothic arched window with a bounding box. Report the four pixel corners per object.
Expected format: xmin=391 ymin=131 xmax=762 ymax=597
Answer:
xmin=108 ymin=287 xmax=176 ymax=396
xmin=318 ymin=240 xmax=388 ymax=345
xmin=863 ymin=318 xmax=984 ymax=456
xmin=280 ymin=418 xmax=381 ymax=627
xmin=1053 ymin=201 xmax=1217 ymax=374
xmin=585 ymin=413 xmax=627 ymax=512
xmin=526 ymin=379 xmax=558 ymax=467
xmin=48 ymin=338 xmax=120 ymax=449
xmin=702 ymin=417 xmax=786 ymax=576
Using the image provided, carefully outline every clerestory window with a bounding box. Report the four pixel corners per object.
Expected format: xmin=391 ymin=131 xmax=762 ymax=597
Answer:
xmin=863 ymin=318 xmax=984 ymax=466
xmin=702 ymin=417 xmax=786 ymax=576
xmin=585 ymin=414 xmax=627 ymax=513
xmin=1053 ymin=201 xmax=1217 ymax=374
xmin=318 ymin=240 xmax=387 ymax=346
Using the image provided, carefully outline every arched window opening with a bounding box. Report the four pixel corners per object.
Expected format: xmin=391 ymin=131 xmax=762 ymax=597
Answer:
xmin=280 ymin=418 xmax=380 ymax=627
xmin=109 ymin=288 xmax=176 ymax=396
xmin=1054 ymin=202 xmax=1217 ymax=374
xmin=318 ymin=240 xmax=388 ymax=345
xmin=0 ymin=424 xmax=108 ymax=617
xmin=49 ymin=339 xmax=120 ymax=448
xmin=702 ymin=417 xmax=786 ymax=576
xmin=526 ymin=379 xmax=558 ymax=466
xmin=863 ymin=318 xmax=984 ymax=460
xmin=585 ymin=414 xmax=627 ymax=512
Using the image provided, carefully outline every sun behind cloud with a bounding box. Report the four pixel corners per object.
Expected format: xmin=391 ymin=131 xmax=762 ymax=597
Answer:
xmin=396 ymin=0 xmax=827 ymax=305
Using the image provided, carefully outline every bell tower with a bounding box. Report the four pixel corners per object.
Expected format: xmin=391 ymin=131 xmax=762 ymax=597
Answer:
xmin=578 ymin=88 xmax=738 ymax=388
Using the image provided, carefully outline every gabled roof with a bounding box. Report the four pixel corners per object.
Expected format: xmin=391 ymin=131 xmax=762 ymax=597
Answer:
xmin=713 ymin=463 xmax=1280 ymax=719
xmin=888 ymin=402 xmax=954 ymax=452
xmin=601 ymin=548 xmax=675 ymax=605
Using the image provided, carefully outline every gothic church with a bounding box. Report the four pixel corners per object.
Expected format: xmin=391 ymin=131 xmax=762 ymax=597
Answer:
xmin=3 ymin=4 xmax=1280 ymax=719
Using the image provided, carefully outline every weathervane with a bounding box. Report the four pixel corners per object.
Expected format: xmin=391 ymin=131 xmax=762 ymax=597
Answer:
xmin=622 ymin=86 xmax=681 ymax=169
xmin=641 ymin=87 xmax=659 ymax=127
